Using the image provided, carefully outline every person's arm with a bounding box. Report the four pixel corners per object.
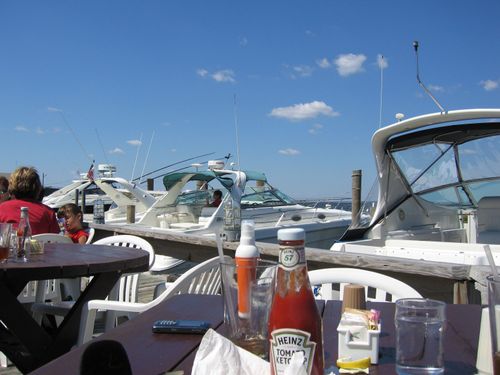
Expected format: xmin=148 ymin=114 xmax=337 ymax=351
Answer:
xmin=77 ymin=235 xmax=87 ymax=244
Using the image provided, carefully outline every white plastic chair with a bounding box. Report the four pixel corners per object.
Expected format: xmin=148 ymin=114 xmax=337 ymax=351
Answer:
xmin=77 ymin=255 xmax=227 ymax=346
xmin=308 ymin=268 xmax=422 ymax=302
xmin=31 ymin=235 xmax=155 ymax=329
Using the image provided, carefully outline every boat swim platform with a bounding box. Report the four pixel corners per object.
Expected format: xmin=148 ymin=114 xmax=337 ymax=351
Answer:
xmin=90 ymin=223 xmax=490 ymax=305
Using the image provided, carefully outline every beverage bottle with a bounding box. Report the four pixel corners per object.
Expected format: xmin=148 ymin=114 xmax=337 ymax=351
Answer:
xmin=16 ymin=206 xmax=32 ymax=260
xmin=268 ymin=228 xmax=324 ymax=375
xmin=235 ymin=220 xmax=259 ymax=318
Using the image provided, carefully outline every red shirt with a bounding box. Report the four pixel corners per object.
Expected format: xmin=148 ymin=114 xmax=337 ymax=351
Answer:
xmin=0 ymin=199 xmax=60 ymax=235
xmin=68 ymin=229 xmax=89 ymax=244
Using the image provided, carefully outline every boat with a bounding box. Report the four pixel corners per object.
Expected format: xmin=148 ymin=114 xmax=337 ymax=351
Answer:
xmin=116 ymin=160 xmax=352 ymax=249
xmin=43 ymin=164 xmax=117 ymax=213
xmin=331 ymin=108 xmax=500 ymax=265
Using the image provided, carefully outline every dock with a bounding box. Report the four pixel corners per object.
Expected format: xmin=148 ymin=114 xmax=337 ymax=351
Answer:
xmin=90 ymin=223 xmax=490 ymax=305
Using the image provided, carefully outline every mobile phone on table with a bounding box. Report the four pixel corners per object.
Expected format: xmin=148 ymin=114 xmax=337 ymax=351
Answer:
xmin=152 ymin=319 xmax=211 ymax=334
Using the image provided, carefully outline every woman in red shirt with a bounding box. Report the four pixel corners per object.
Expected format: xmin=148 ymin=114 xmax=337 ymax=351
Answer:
xmin=58 ymin=203 xmax=89 ymax=244
xmin=0 ymin=166 xmax=59 ymax=235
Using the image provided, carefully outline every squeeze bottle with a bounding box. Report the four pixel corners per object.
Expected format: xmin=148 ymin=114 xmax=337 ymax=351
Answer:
xmin=235 ymin=220 xmax=259 ymax=318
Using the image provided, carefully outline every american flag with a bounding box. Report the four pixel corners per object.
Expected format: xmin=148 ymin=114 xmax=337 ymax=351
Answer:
xmin=86 ymin=161 xmax=95 ymax=181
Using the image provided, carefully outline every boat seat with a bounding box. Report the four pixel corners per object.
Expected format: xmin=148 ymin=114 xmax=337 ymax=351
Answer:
xmin=477 ymin=196 xmax=500 ymax=244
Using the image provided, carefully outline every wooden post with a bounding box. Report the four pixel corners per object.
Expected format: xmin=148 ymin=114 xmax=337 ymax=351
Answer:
xmin=127 ymin=205 xmax=136 ymax=224
xmin=147 ymin=179 xmax=154 ymax=191
xmin=74 ymin=189 xmax=79 ymax=206
xmin=81 ymin=190 xmax=86 ymax=213
xmin=351 ymin=170 xmax=362 ymax=228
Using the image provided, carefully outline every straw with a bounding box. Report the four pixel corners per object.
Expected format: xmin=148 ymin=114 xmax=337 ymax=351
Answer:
xmin=483 ymin=244 xmax=499 ymax=278
xmin=216 ymin=229 xmax=238 ymax=333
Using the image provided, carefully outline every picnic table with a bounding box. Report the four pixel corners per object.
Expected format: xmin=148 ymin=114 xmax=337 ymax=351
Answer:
xmin=0 ymin=242 xmax=149 ymax=374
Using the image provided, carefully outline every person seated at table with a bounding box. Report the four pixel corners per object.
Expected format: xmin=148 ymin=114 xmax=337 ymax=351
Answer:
xmin=58 ymin=203 xmax=89 ymax=244
xmin=207 ymin=190 xmax=223 ymax=207
xmin=0 ymin=176 xmax=10 ymax=203
xmin=0 ymin=166 xmax=59 ymax=235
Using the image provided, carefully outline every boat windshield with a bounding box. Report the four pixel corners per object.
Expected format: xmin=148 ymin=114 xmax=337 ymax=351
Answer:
xmin=174 ymin=189 xmax=211 ymax=206
xmin=241 ymin=184 xmax=295 ymax=208
xmin=391 ymin=133 xmax=500 ymax=208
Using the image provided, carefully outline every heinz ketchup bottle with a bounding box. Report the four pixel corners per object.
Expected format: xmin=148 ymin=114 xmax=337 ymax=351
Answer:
xmin=268 ymin=228 xmax=323 ymax=375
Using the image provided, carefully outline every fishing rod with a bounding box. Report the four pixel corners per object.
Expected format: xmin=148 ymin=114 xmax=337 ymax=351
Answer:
xmin=143 ymin=153 xmax=232 ymax=182
xmin=132 ymin=151 xmax=216 ymax=182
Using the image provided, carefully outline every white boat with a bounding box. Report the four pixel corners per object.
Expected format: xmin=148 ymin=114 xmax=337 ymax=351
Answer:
xmin=43 ymin=164 xmax=117 ymax=212
xmin=331 ymin=109 xmax=500 ymax=265
xmin=116 ymin=161 xmax=352 ymax=248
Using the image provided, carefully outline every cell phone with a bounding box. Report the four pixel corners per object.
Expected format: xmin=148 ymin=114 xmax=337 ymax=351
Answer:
xmin=152 ymin=319 xmax=211 ymax=334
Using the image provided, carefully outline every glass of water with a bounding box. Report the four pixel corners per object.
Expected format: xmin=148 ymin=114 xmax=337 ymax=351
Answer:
xmin=395 ymin=298 xmax=446 ymax=374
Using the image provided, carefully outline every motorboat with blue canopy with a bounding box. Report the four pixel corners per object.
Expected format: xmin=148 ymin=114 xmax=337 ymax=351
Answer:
xmin=129 ymin=163 xmax=352 ymax=249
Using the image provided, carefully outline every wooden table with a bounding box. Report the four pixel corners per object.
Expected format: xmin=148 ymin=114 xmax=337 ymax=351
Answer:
xmin=0 ymin=242 xmax=149 ymax=374
xmin=29 ymin=294 xmax=482 ymax=375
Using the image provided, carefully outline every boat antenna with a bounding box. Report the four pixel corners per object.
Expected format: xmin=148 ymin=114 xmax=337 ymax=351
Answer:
xmin=130 ymin=133 xmax=143 ymax=181
xmin=132 ymin=151 xmax=216 ymax=182
xmin=233 ymin=94 xmax=241 ymax=170
xmin=53 ymin=109 xmax=93 ymax=163
xmin=94 ymin=128 xmax=109 ymax=164
xmin=378 ymin=55 xmax=385 ymax=129
xmin=413 ymin=41 xmax=446 ymax=113
xmin=146 ymin=154 xmax=230 ymax=181
xmin=139 ymin=130 xmax=155 ymax=185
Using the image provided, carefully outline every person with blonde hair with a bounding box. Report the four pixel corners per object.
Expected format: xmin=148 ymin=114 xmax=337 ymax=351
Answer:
xmin=0 ymin=166 xmax=59 ymax=235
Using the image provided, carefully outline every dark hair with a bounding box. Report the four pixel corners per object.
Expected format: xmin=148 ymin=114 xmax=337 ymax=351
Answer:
xmin=213 ymin=190 xmax=222 ymax=199
xmin=8 ymin=166 xmax=42 ymax=200
xmin=58 ymin=203 xmax=83 ymax=219
xmin=0 ymin=176 xmax=8 ymax=193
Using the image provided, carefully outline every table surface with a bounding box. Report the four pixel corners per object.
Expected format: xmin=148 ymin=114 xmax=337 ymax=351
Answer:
xmin=29 ymin=294 xmax=482 ymax=375
xmin=0 ymin=242 xmax=150 ymax=374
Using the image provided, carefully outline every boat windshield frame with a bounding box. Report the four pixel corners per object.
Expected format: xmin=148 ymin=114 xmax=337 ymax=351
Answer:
xmin=387 ymin=121 xmax=500 ymax=209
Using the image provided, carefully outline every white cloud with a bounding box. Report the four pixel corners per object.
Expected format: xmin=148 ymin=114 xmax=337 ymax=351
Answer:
xmin=212 ymin=70 xmax=236 ymax=83
xmin=316 ymin=58 xmax=331 ymax=69
xmin=305 ymin=30 xmax=315 ymax=37
xmin=239 ymin=37 xmax=248 ymax=47
xmin=14 ymin=125 xmax=29 ymax=132
xmin=35 ymin=127 xmax=45 ymax=135
xmin=334 ymin=53 xmax=366 ymax=76
xmin=308 ymin=123 xmax=324 ymax=135
xmin=377 ymin=54 xmax=388 ymax=69
xmin=196 ymin=68 xmax=208 ymax=77
xmin=47 ymin=106 xmax=62 ymax=112
xmin=480 ymin=79 xmax=499 ymax=91
xmin=171 ymin=148 xmax=177 ymax=153
xmin=127 ymin=139 xmax=142 ymax=146
xmin=429 ymin=84 xmax=445 ymax=92
xmin=109 ymin=148 xmax=124 ymax=154
xmin=269 ymin=101 xmax=339 ymax=121
xmin=292 ymin=65 xmax=314 ymax=78
xmin=279 ymin=148 xmax=300 ymax=156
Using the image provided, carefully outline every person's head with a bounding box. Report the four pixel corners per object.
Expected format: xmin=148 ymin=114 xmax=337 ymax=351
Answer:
xmin=213 ymin=190 xmax=222 ymax=200
xmin=59 ymin=203 xmax=83 ymax=232
xmin=0 ymin=176 xmax=10 ymax=202
xmin=8 ymin=166 xmax=42 ymax=200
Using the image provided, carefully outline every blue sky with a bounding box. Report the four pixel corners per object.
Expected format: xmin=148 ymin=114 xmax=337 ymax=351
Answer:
xmin=1 ymin=1 xmax=499 ymax=199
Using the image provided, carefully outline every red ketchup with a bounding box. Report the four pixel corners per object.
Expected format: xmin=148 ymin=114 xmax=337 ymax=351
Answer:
xmin=268 ymin=228 xmax=324 ymax=375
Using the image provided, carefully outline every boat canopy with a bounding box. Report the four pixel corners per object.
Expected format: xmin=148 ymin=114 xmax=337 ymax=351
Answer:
xmin=162 ymin=170 xmax=267 ymax=191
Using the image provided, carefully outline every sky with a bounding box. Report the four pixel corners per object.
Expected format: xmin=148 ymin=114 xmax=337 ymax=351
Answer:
xmin=1 ymin=0 xmax=500 ymax=199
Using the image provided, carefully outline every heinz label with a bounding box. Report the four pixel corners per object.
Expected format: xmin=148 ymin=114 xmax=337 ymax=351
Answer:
xmin=270 ymin=328 xmax=316 ymax=375
xmin=278 ymin=247 xmax=306 ymax=270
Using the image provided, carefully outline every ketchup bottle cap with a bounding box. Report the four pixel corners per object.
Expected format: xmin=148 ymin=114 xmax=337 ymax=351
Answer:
xmin=278 ymin=228 xmax=305 ymax=241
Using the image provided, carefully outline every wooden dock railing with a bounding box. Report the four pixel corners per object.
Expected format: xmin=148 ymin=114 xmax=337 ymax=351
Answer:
xmin=90 ymin=223 xmax=490 ymax=304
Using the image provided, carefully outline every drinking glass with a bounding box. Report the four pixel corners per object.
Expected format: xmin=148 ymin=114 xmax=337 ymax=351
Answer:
xmin=0 ymin=223 xmax=12 ymax=263
xmin=488 ymin=275 xmax=500 ymax=375
xmin=220 ymin=258 xmax=276 ymax=359
xmin=395 ymin=298 xmax=446 ymax=374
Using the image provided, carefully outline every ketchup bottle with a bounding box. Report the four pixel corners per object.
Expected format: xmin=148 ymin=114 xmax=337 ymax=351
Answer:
xmin=235 ymin=220 xmax=259 ymax=318
xmin=268 ymin=228 xmax=324 ymax=375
